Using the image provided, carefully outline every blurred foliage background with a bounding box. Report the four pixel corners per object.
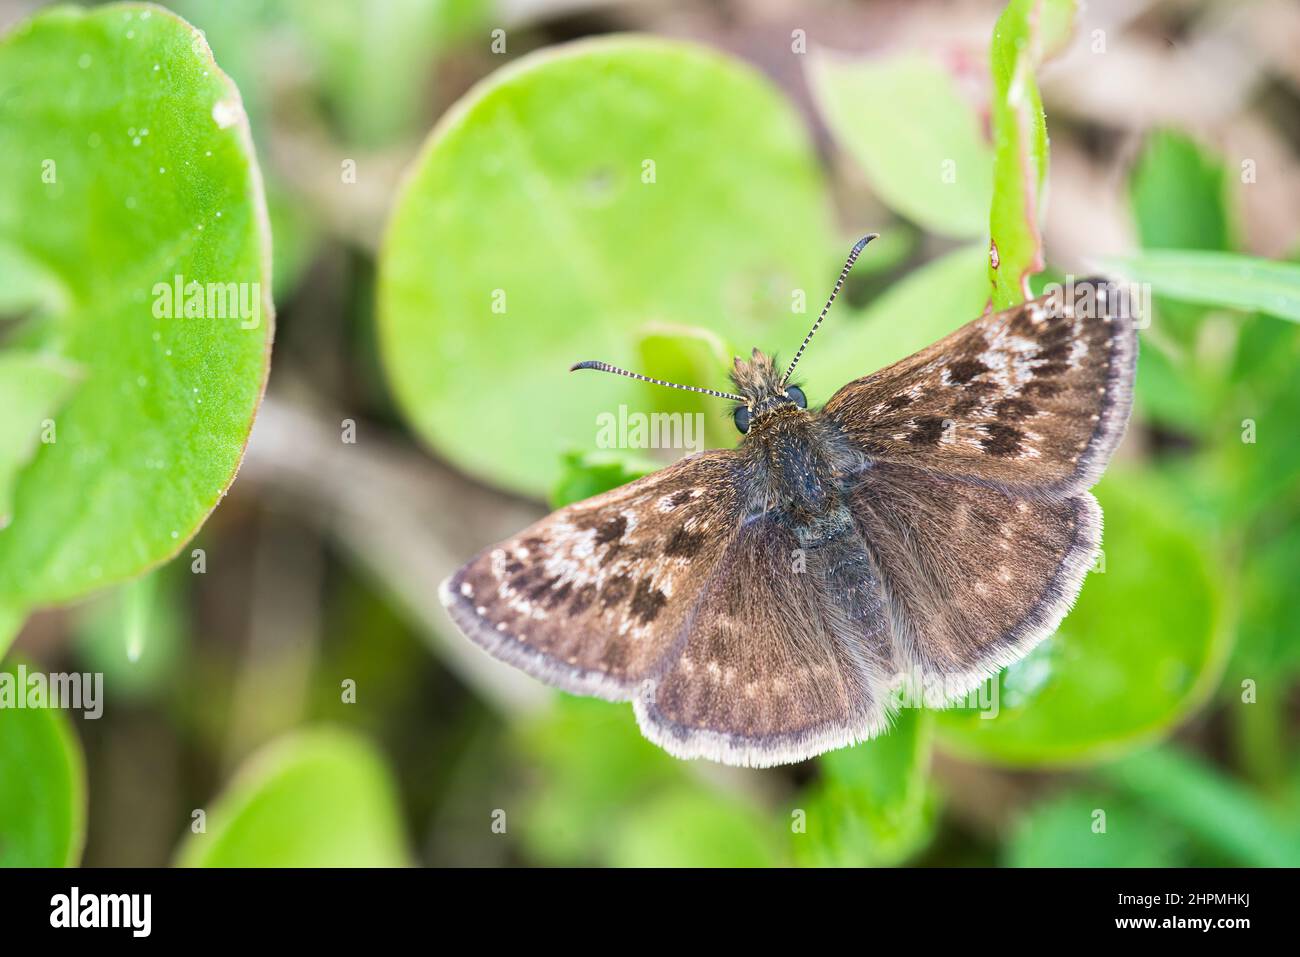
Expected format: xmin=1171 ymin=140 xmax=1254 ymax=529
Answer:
xmin=1 ymin=0 xmax=1298 ymax=867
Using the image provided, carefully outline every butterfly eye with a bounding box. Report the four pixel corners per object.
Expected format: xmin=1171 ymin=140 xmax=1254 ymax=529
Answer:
xmin=785 ymin=385 xmax=807 ymax=409
xmin=733 ymin=406 xmax=751 ymax=434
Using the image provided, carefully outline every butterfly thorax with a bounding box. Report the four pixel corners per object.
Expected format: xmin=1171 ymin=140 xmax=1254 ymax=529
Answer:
xmin=729 ymin=348 xmax=867 ymax=533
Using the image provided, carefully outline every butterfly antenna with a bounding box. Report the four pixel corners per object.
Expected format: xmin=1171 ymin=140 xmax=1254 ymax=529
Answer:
xmin=570 ymin=360 xmax=746 ymax=403
xmin=781 ymin=233 xmax=878 ymax=386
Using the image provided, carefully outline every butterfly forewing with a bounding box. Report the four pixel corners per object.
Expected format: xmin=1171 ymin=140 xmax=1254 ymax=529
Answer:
xmin=824 ymin=280 xmax=1136 ymax=496
xmin=440 ymin=449 xmax=744 ymax=701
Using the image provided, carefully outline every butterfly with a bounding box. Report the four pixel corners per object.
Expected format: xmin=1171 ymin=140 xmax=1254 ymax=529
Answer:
xmin=440 ymin=235 xmax=1137 ymax=767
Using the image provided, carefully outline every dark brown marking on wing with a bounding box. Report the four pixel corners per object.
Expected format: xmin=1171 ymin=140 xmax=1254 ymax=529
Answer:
xmin=584 ymin=513 xmax=626 ymax=545
xmin=994 ymin=397 xmax=1036 ymax=420
xmin=946 ymin=358 xmax=989 ymax=384
xmin=664 ymin=524 xmax=706 ymax=557
xmin=980 ymin=423 xmax=1024 ymax=457
xmin=908 ymin=416 xmax=947 ymax=446
xmin=629 ymin=578 xmax=667 ymax=624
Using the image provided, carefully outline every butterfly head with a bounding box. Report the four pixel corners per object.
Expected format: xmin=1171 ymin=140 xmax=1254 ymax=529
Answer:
xmin=729 ymin=348 xmax=807 ymax=434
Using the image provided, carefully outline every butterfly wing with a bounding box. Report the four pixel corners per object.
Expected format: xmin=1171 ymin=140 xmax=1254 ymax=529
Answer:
xmin=849 ymin=462 xmax=1100 ymax=695
xmin=822 ymin=279 xmax=1136 ymax=497
xmin=440 ymin=449 xmax=746 ymax=702
xmin=443 ymin=449 xmax=900 ymax=768
xmin=635 ymin=512 xmax=897 ymax=767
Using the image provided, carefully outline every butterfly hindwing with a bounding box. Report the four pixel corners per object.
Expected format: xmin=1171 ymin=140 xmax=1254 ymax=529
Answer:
xmin=823 ymin=279 xmax=1136 ymax=496
xmin=439 ymin=449 xmax=744 ymax=701
xmin=849 ymin=462 xmax=1101 ymax=696
xmin=635 ymin=513 xmax=897 ymax=766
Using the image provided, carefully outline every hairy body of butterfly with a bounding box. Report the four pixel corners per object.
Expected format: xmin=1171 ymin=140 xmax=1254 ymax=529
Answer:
xmin=441 ymin=243 xmax=1137 ymax=767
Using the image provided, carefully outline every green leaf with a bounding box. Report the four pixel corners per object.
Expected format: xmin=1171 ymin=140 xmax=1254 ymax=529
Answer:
xmin=794 ymin=244 xmax=991 ymax=407
xmin=550 ymin=449 xmax=656 ymax=511
xmin=0 ymin=353 xmax=80 ymax=530
xmin=1006 ymin=791 xmax=1185 ymax=867
xmin=176 ymin=728 xmax=410 ymax=867
xmin=74 ymin=567 xmax=185 ymax=700
xmin=636 ymin=322 xmax=737 ymax=450
xmin=609 ymin=788 xmax=781 ymax=867
xmin=806 ymin=52 xmax=993 ymax=238
xmin=1099 ymin=746 xmax=1300 ymax=867
xmin=0 ymin=605 xmax=21 ymax=660
xmin=1234 ymin=520 xmax=1300 ymax=680
xmin=0 ymin=660 xmax=87 ymax=866
xmin=986 ymin=0 xmax=1076 ymax=308
xmin=937 ymin=473 xmax=1230 ymax=765
xmin=1130 ymin=130 xmax=1230 ymax=252
xmin=284 ymin=0 xmax=484 ymax=147
xmin=379 ymin=37 xmax=833 ymax=498
xmin=516 ymin=696 xmax=680 ymax=865
xmin=794 ymin=709 xmax=937 ymax=866
xmin=1126 ymin=131 xmax=1232 ymax=430
xmin=1099 ymin=250 xmax=1300 ymax=323
xmin=0 ymin=5 xmax=273 ymax=619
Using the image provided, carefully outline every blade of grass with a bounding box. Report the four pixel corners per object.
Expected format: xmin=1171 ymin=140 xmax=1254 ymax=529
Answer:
xmin=1099 ymin=746 xmax=1300 ymax=867
xmin=1100 ymin=250 xmax=1300 ymax=323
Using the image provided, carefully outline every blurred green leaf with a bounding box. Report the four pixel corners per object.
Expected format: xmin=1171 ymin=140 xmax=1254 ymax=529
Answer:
xmin=806 ymin=51 xmax=992 ymax=238
xmin=74 ymin=567 xmax=185 ymax=700
xmin=795 ymin=244 xmax=991 ymax=407
xmin=1102 ymin=251 xmax=1300 ymax=323
xmin=794 ymin=709 xmax=936 ymax=866
xmin=1099 ymin=746 xmax=1300 ymax=867
xmin=1127 ymin=130 xmax=1231 ymax=429
xmin=1007 ymin=791 xmax=1185 ymax=867
xmin=176 ymin=727 xmax=410 ymax=867
xmin=173 ymin=0 xmax=485 ymax=148
xmin=1131 ymin=130 xmax=1230 ymax=252
xmin=1234 ymin=522 xmax=1300 ymax=680
xmin=0 ymin=660 xmax=86 ymax=866
xmin=0 ymin=353 xmax=80 ymax=533
xmin=636 ymin=323 xmax=738 ymax=450
xmin=937 ymin=473 xmax=1230 ymax=765
xmin=379 ymin=37 xmax=833 ymax=498
xmin=610 ymin=788 xmax=780 ymax=867
xmin=516 ymin=696 xmax=680 ymax=865
xmin=0 ymin=5 xmax=272 ymax=623
xmin=286 ymin=0 xmax=483 ymax=147
xmin=987 ymin=0 xmax=1076 ymax=308
xmin=550 ymin=449 xmax=656 ymax=511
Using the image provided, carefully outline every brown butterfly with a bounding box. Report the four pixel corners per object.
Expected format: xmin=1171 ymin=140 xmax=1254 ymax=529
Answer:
xmin=440 ymin=235 xmax=1137 ymax=767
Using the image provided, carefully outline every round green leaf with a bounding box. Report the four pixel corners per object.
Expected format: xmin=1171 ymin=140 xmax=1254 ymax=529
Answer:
xmin=0 ymin=660 xmax=87 ymax=866
xmin=379 ymin=36 xmax=832 ymax=497
xmin=176 ymin=728 xmax=410 ymax=867
xmin=936 ymin=473 xmax=1230 ymax=765
xmin=806 ymin=52 xmax=993 ymax=239
xmin=0 ymin=4 xmax=272 ymax=619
